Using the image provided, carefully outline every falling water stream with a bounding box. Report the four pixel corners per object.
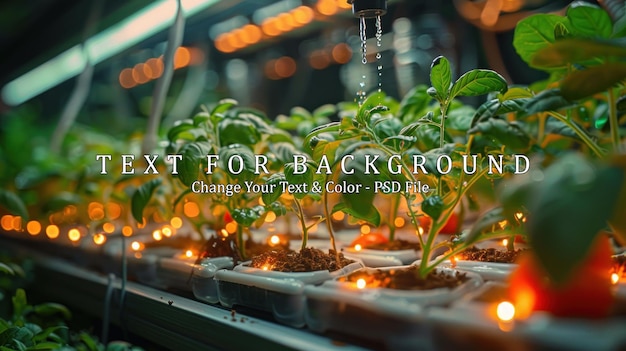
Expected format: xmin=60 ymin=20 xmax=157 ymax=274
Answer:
xmin=357 ymin=15 xmax=383 ymax=105
xmin=375 ymin=15 xmax=383 ymax=93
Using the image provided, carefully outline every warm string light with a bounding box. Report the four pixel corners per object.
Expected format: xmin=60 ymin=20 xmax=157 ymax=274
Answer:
xmin=269 ymin=235 xmax=280 ymax=246
xmin=354 ymin=244 xmax=362 ymax=251
xmin=119 ymin=47 xmax=202 ymax=88
xmin=185 ymin=249 xmax=194 ymax=258
xmin=356 ymin=278 xmax=366 ymax=289
xmin=360 ymin=225 xmax=371 ymax=235
xmin=612 ymin=273 xmax=620 ymax=285
xmin=502 ymin=239 xmax=508 ymax=247
xmin=497 ymin=301 xmax=515 ymax=322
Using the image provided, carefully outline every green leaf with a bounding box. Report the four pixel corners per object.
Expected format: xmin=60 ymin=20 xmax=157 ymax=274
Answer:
xmin=499 ymin=87 xmax=533 ymax=101
xmin=0 ymin=262 xmax=15 ymax=275
xmin=560 ymin=63 xmax=626 ymax=100
xmin=218 ymin=118 xmax=260 ymax=146
xmin=210 ymin=98 xmax=238 ymax=118
xmin=130 ymin=179 xmax=162 ymax=223
xmin=12 ymin=289 xmax=28 ymax=321
xmin=532 ymin=39 xmax=626 ymax=69
xmin=284 ymin=162 xmax=314 ymax=200
xmin=463 ymin=207 xmax=507 ymax=245
xmin=528 ymin=154 xmax=624 ymax=284
xmin=430 ymin=56 xmax=452 ymax=101
xmin=449 ymin=69 xmax=507 ymax=100
xmin=218 ymin=144 xmax=257 ymax=182
xmin=566 ymin=2 xmax=612 ymax=38
xmin=232 ymin=207 xmax=262 ymax=227
xmin=78 ymin=332 xmax=99 ymax=351
xmin=0 ymin=189 xmax=28 ymax=220
xmin=398 ymin=85 xmax=431 ymax=123
xmin=177 ymin=142 xmax=212 ymax=186
xmin=41 ymin=192 xmax=80 ymax=214
xmin=514 ymin=14 xmax=570 ymax=66
xmin=33 ymin=303 xmax=71 ymax=320
xmin=167 ymin=120 xmax=194 ymax=141
xmin=469 ymin=119 xmax=531 ymax=151
xmin=303 ymin=122 xmax=340 ymax=150
xmin=32 ymin=326 xmax=68 ymax=343
xmin=554 ymin=22 xmax=570 ymax=40
xmin=262 ymin=173 xmax=285 ymax=205
xmin=422 ymin=195 xmax=444 ymax=221
xmin=522 ymin=89 xmax=576 ymax=115
xmin=26 ymin=342 xmax=63 ymax=350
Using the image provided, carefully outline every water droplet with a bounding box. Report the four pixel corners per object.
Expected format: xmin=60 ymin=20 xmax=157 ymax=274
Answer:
xmin=376 ymin=52 xmax=381 ymax=60
xmin=377 ymin=65 xmax=383 ymax=70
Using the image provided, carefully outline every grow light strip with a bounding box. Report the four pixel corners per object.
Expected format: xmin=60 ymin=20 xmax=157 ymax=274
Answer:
xmin=1 ymin=0 xmax=220 ymax=106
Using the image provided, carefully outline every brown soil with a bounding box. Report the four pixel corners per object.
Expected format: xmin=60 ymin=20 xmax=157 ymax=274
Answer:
xmin=250 ymin=248 xmax=353 ymax=272
xmin=361 ymin=239 xmax=421 ymax=251
xmin=458 ymin=247 xmax=527 ymax=264
xmin=244 ymin=239 xmax=289 ymax=258
xmin=197 ymin=234 xmax=241 ymax=263
xmin=341 ymin=265 xmax=468 ymax=290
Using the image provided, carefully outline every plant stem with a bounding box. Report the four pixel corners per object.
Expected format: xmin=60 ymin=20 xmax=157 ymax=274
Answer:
xmin=437 ymin=102 xmax=450 ymax=197
xmin=608 ymin=87 xmax=621 ymax=153
xmin=322 ymin=179 xmax=340 ymax=264
xmin=388 ymin=194 xmax=401 ymax=241
xmin=405 ymin=197 xmax=426 ymax=249
xmin=546 ymin=111 xmax=605 ymax=158
xmin=294 ymin=198 xmax=308 ymax=251
xmin=537 ymin=113 xmax=546 ymax=144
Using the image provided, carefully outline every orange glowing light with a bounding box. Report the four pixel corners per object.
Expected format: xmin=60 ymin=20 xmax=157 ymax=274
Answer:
xmin=354 ymin=244 xmax=362 ymax=251
xmin=103 ymin=222 xmax=115 ymax=234
xmin=26 ymin=221 xmax=41 ymax=235
xmin=480 ymin=0 xmax=503 ymax=27
xmin=170 ymin=216 xmax=183 ymax=229
xmin=162 ymin=226 xmax=173 ymax=237
xmin=417 ymin=226 xmax=425 ymax=235
xmin=337 ymin=0 xmax=352 ymax=9
xmin=122 ymin=225 xmax=133 ymax=237
xmin=183 ymin=202 xmax=200 ymax=218
xmin=265 ymin=211 xmax=277 ymax=223
xmin=185 ymin=249 xmax=194 ymax=258
xmin=153 ymin=230 xmax=163 ymax=241
xmin=275 ymin=56 xmax=297 ymax=78
xmin=360 ymin=225 xmax=371 ymax=235
xmin=131 ymin=241 xmax=142 ymax=251
xmin=293 ymin=6 xmax=314 ymax=25
xmin=265 ymin=59 xmax=280 ymax=80
xmin=497 ymin=301 xmax=515 ymax=322
xmin=119 ymin=68 xmax=136 ymax=89
xmin=220 ymin=229 xmax=229 ymax=237
xmin=68 ymin=228 xmax=81 ymax=242
xmin=46 ymin=225 xmax=60 ymax=239
xmin=93 ymin=233 xmax=106 ymax=245
xmin=356 ymin=278 xmax=366 ymax=289
xmin=612 ymin=273 xmax=620 ymax=285
xmin=261 ymin=18 xmax=281 ymax=37
xmin=331 ymin=43 xmax=352 ymax=64
xmin=309 ymin=50 xmax=330 ymax=70
xmin=502 ymin=239 xmax=509 ymax=247
xmin=11 ymin=216 xmax=22 ymax=231
xmin=225 ymin=222 xmax=237 ymax=234
xmin=242 ymin=24 xmax=262 ymax=44
xmin=89 ymin=207 xmax=105 ymax=221
xmin=106 ymin=202 xmax=122 ymax=220
xmin=262 ymin=265 xmax=270 ymax=271
xmin=394 ymin=217 xmax=405 ymax=228
xmin=174 ymin=47 xmax=191 ymax=68
xmin=64 ymin=205 xmax=78 ymax=216
xmin=276 ymin=13 xmax=295 ymax=32
xmin=1 ymin=215 xmax=13 ymax=231
xmin=215 ymin=34 xmax=235 ymax=53
xmin=132 ymin=63 xmax=150 ymax=84
xmin=146 ymin=58 xmax=164 ymax=79
xmin=270 ymin=235 xmax=280 ymax=245
xmin=226 ymin=33 xmax=245 ymax=49
xmin=332 ymin=211 xmax=345 ymax=221
xmin=317 ymin=0 xmax=338 ymax=16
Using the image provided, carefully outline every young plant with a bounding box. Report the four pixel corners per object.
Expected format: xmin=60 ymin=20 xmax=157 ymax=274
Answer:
xmin=305 ymin=56 xmax=523 ymax=276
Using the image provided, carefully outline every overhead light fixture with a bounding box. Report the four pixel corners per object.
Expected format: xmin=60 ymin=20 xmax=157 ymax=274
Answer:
xmin=2 ymin=0 xmax=219 ymax=106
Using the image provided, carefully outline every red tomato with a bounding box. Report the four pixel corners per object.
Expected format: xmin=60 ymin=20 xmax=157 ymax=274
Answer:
xmin=350 ymin=233 xmax=389 ymax=248
xmin=509 ymin=235 xmax=614 ymax=319
xmin=416 ymin=212 xmax=458 ymax=234
xmin=439 ymin=212 xmax=459 ymax=234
